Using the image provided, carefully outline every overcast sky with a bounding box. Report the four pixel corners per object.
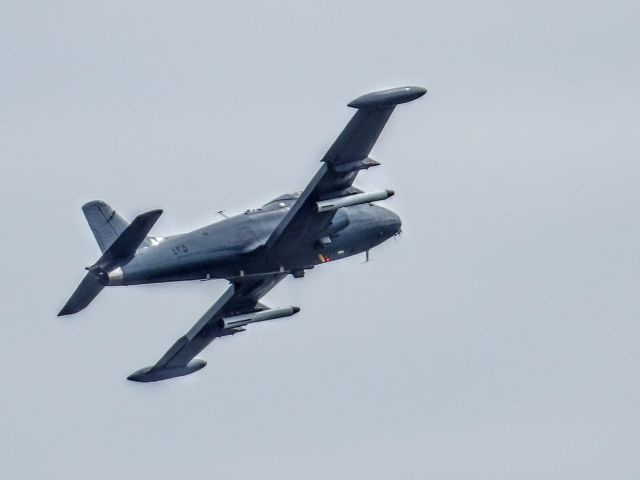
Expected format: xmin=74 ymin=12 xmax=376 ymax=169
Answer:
xmin=1 ymin=0 xmax=639 ymax=478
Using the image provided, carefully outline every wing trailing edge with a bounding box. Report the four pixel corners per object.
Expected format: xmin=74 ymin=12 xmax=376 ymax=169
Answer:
xmin=91 ymin=209 xmax=163 ymax=267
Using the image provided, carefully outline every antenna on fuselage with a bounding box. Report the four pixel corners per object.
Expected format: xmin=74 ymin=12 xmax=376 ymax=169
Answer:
xmin=217 ymin=210 xmax=228 ymax=219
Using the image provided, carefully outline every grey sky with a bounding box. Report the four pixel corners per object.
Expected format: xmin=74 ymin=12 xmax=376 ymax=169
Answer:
xmin=1 ymin=0 xmax=639 ymax=478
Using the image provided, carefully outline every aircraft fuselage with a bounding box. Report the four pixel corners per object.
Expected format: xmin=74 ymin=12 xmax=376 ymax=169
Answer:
xmin=106 ymin=200 xmax=401 ymax=286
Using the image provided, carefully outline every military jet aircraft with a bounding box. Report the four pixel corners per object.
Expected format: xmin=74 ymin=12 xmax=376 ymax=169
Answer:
xmin=58 ymin=85 xmax=427 ymax=382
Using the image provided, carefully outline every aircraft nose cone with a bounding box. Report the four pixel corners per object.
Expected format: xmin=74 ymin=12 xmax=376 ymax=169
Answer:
xmin=390 ymin=211 xmax=402 ymax=234
xmin=381 ymin=208 xmax=402 ymax=236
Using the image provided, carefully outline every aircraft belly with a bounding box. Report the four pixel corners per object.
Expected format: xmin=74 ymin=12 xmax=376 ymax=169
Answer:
xmin=120 ymin=246 xmax=247 ymax=284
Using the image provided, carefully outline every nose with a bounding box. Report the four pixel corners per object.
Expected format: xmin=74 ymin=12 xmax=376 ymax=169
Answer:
xmin=388 ymin=210 xmax=402 ymax=234
xmin=380 ymin=207 xmax=402 ymax=236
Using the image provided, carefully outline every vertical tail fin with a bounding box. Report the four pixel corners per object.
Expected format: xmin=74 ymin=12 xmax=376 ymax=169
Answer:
xmin=82 ymin=201 xmax=129 ymax=253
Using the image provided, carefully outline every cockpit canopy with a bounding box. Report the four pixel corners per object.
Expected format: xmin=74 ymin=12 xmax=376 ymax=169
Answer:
xmin=260 ymin=192 xmax=300 ymax=211
xmin=245 ymin=192 xmax=301 ymax=214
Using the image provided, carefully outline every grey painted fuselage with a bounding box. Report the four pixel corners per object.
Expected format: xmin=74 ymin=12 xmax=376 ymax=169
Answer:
xmin=59 ymin=85 xmax=426 ymax=382
xmin=113 ymin=198 xmax=401 ymax=286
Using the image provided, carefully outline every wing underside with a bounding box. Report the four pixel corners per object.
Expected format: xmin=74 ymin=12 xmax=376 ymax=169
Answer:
xmin=128 ymin=274 xmax=288 ymax=382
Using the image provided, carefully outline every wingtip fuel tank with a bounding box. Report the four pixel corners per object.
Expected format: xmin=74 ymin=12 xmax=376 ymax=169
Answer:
xmin=348 ymin=86 xmax=427 ymax=109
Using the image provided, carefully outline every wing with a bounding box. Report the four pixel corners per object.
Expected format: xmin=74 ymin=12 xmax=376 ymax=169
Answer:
xmin=261 ymin=86 xmax=426 ymax=261
xmin=128 ymin=273 xmax=289 ymax=382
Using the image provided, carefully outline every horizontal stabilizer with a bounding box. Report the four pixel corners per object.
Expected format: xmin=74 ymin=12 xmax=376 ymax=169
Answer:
xmin=58 ymin=271 xmax=104 ymax=316
xmin=95 ymin=209 xmax=162 ymax=266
